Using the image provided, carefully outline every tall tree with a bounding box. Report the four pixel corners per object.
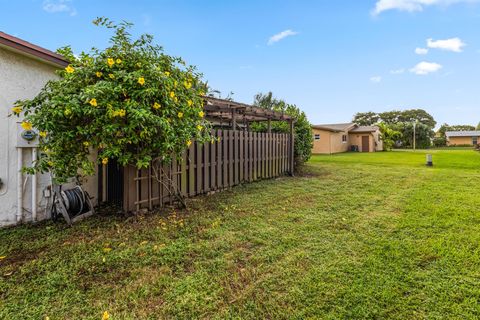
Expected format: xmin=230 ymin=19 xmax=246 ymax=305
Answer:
xmin=438 ymin=123 xmax=476 ymax=137
xmin=352 ymin=108 xmax=437 ymax=148
xmin=352 ymin=112 xmax=380 ymax=126
xmin=252 ymin=92 xmax=312 ymax=167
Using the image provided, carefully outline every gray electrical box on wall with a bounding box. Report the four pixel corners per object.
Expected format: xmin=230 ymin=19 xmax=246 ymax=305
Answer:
xmin=16 ymin=122 xmax=39 ymax=148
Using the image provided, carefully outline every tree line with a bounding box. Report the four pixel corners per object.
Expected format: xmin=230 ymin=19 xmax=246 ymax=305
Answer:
xmin=353 ymin=110 xmax=479 ymax=149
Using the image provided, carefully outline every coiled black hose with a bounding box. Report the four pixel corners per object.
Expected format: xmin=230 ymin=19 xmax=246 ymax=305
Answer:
xmin=62 ymin=187 xmax=85 ymax=216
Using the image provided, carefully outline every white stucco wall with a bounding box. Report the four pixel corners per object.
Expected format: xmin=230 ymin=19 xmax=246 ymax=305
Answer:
xmin=0 ymin=47 xmax=98 ymax=226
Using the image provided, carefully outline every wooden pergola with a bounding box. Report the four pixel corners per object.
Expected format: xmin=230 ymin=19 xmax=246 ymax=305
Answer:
xmin=204 ymin=96 xmax=293 ymax=129
xmin=203 ymin=96 xmax=295 ymax=173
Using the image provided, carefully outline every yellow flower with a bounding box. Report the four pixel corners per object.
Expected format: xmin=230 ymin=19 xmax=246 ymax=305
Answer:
xmin=103 ymin=247 xmax=112 ymax=253
xmin=186 ymin=140 xmax=192 ymax=147
xmin=197 ymin=125 xmax=203 ymax=131
xmin=83 ymin=141 xmax=90 ymax=147
xmin=169 ymin=91 xmax=175 ymax=98
xmin=174 ymin=80 xmax=178 ymax=88
xmin=164 ymin=71 xmax=170 ymax=76
xmin=184 ymin=81 xmax=192 ymax=89
xmin=64 ymin=109 xmax=72 ymax=116
xmin=174 ymin=97 xmax=178 ymax=103
xmin=39 ymin=131 xmax=47 ymax=138
xmin=108 ymin=73 xmax=115 ymax=79
xmin=138 ymin=77 xmax=145 ymax=85
xmin=47 ymin=161 xmax=54 ymax=167
xmin=96 ymin=71 xmax=103 ymax=78
xmin=102 ymin=311 xmax=110 ymax=320
xmin=102 ymin=158 xmax=109 ymax=165
xmin=153 ymin=102 xmax=161 ymax=110
xmin=116 ymin=58 xmax=122 ymax=64
xmin=65 ymin=65 xmax=75 ymax=73
xmin=89 ymin=98 xmax=98 ymax=107
xmin=199 ymin=111 xmax=205 ymax=118
xmin=178 ymin=112 xmax=183 ymax=118
xmin=117 ymin=109 xmax=126 ymax=117
xmin=11 ymin=106 xmax=22 ymax=114
xmin=21 ymin=121 xmax=32 ymax=130
xmin=107 ymin=58 xmax=115 ymax=67
xmin=187 ymin=100 xmax=193 ymax=107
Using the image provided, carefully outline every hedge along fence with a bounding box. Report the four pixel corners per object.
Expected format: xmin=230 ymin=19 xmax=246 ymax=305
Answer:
xmin=123 ymin=129 xmax=293 ymax=212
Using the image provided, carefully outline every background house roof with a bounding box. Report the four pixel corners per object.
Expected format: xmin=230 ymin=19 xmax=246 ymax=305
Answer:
xmin=0 ymin=31 xmax=68 ymax=67
xmin=312 ymin=123 xmax=355 ymax=132
xmin=350 ymin=126 xmax=379 ymax=133
xmin=446 ymin=131 xmax=480 ymax=138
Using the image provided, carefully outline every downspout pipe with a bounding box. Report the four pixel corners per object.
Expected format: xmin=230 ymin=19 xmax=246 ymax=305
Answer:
xmin=32 ymin=147 xmax=37 ymax=222
xmin=17 ymin=148 xmax=23 ymax=223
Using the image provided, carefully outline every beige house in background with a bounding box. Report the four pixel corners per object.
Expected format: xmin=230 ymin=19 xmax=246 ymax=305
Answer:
xmin=446 ymin=131 xmax=480 ymax=146
xmin=311 ymin=123 xmax=383 ymax=154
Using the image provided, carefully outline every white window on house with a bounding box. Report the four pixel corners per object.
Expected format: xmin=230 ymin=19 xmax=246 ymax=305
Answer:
xmin=473 ymin=137 xmax=478 ymax=145
xmin=314 ymin=134 xmax=320 ymax=140
xmin=342 ymin=135 xmax=347 ymax=143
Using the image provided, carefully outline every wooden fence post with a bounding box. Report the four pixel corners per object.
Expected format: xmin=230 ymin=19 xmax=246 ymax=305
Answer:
xmin=289 ymin=120 xmax=295 ymax=176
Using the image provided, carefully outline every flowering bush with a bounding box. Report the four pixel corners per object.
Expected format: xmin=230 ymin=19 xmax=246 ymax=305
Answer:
xmin=13 ymin=18 xmax=211 ymax=182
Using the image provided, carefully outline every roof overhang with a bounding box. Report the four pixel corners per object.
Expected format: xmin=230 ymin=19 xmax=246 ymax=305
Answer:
xmin=312 ymin=124 xmax=356 ymax=132
xmin=0 ymin=31 xmax=69 ymax=68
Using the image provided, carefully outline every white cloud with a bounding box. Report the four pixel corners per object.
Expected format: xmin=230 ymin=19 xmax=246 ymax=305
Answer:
xmin=390 ymin=68 xmax=405 ymax=74
xmin=372 ymin=0 xmax=479 ymax=15
xmin=427 ymin=37 xmax=466 ymax=52
xmin=267 ymin=30 xmax=298 ymax=45
xmin=415 ymin=47 xmax=429 ymax=55
xmin=410 ymin=61 xmax=443 ymax=75
xmin=43 ymin=0 xmax=77 ymax=16
xmin=370 ymin=76 xmax=382 ymax=83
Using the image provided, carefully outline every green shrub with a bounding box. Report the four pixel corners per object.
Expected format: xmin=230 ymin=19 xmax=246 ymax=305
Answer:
xmin=11 ymin=18 xmax=212 ymax=182
xmin=251 ymin=92 xmax=313 ymax=169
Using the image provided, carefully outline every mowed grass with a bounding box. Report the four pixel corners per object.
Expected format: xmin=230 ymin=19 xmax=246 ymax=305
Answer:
xmin=1 ymin=150 xmax=480 ymax=319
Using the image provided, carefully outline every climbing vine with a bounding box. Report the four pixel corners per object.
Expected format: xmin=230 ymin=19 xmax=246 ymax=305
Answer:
xmin=12 ymin=18 xmax=212 ymax=182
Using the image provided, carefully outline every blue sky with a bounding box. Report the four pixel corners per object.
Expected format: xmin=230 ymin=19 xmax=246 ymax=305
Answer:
xmin=1 ymin=0 xmax=479 ymax=127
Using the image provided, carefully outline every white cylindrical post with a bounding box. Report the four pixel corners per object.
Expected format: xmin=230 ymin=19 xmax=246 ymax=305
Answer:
xmin=32 ymin=147 xmax=37 ymax=222
xmin=426 ymin=154 xmax=433 ymax=167
xmin=17 ymin=148 xmax=23 ymax=222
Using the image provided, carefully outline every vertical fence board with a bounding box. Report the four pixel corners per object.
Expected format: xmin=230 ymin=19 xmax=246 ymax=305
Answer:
xmin=196 ymin=141 xmax=203 ymax=194
xmin=234 ymin=130 xmax=239 ymax=185
xmin=217 ymin=130 xmax=223 ymax=190
xmin=211 ymin=131 xmax=216 ymax=191
xmin=172 ymin=157 xmax=178 ymax=206
xmin=229 ymin=130 xmax=234 ymax=187
xmin=268 ymin=133 xmax=272 ymax=178
xmin=262 ymin=133 xmax=266 ymax=179
xmin=223 ymin=130 xmax=228 ymax=188
xmin=203 ymin=140 xmax=210 ymax=192
xmin=240 ymin=130 xmax=244 ymax=183
xmin=245 ymin=131 xmax=252 ymax=182
xmin=181 ymin=151 xmax=187 ymax=196
xmin=253 ymin=132 xmax=258 ymax=180
xmin=188 ymin=142 xmax=195 ymax=197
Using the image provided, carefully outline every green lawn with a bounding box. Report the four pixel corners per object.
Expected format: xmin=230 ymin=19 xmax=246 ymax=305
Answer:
xmin=1 ymin=150 xmax=480 ymax=319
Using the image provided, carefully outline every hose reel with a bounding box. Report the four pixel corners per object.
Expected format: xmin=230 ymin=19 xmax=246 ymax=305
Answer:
xmin=52 ymin=185 xmax=95 ymax=225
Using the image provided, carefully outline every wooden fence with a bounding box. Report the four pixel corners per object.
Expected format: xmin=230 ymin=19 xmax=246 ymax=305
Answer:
xmin=123 ymin=129 xmax=293 ymax=211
